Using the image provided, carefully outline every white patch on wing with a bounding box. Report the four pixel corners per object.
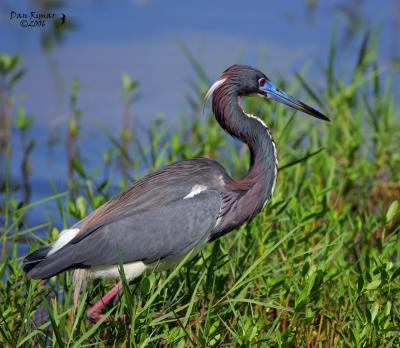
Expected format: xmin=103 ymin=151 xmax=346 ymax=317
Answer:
xmin=90 ymin=261 xmax=148 ymax=280
xmin=47 ymin=228 xmax=80 ymax=256
xmin=204 ymin=78 xmax=226 ymax=104
xmin=183 ymin=184 xmax=207 ymax=199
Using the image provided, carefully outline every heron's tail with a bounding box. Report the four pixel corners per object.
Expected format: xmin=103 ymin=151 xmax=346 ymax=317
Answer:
xmin=23 ymin=246 xmax=51 ymax=273
xmin=23 ymin=245 xmax=76 ymax=279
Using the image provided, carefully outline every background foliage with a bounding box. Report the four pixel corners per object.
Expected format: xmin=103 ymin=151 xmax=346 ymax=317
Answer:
xmin=1 ymin=10 xmax=400 ymax=348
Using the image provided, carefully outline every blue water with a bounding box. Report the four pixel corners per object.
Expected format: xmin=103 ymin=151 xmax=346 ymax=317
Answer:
xmin=1 ymin=0 xmax=399 ymax=250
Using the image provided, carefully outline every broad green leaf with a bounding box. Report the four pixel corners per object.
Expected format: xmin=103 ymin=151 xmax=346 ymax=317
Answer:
xmin=386 ymin=200 xmax=398 ymax=223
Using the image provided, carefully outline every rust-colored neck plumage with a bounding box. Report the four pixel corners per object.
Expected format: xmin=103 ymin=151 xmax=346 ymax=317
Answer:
xmin=209 ymin=76 xmax=278 ymax=240
xmin=211 ymin=78 xmax=277 ymax=187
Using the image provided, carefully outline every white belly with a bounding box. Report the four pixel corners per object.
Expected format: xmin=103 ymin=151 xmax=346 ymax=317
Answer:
xmin=89 ymin=261 xmax=148 ymax=280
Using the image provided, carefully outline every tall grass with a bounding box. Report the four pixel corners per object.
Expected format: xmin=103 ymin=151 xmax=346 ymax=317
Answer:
xmin=1 ymin=35 xmax=400 ymax=347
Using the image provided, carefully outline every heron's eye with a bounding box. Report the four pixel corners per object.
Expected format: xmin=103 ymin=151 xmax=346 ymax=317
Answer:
xmin=258 ymin=78 xmax=266 ymax=87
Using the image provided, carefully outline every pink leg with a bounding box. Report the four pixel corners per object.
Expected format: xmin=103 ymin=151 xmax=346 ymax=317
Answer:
xmin=86 ymin=281 xmax=123 ymax=322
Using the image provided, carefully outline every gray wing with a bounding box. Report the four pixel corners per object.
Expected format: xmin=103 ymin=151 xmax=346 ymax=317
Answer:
xmin=73 ymin=158 xmax=227 ymax=234
xmin=25 ymin=159 xmax=227 ymax=279
xmin=65 ymin=189 xmax=220 ymax=266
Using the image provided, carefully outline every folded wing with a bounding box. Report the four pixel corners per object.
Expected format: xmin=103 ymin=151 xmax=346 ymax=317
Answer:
xmin=26 ymin=189 xmax=221 ymax=279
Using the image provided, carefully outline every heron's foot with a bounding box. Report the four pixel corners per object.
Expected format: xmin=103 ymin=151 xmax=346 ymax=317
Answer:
xmin=86 ymin=307 xmax=109 ymax=322
xmin=86 ymin=307 xmax=128 ymax=323
xmin=152 ymin=311 xmax=162 ymax=319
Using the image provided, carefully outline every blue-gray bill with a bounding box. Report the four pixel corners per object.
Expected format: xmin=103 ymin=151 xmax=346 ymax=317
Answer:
xmin=260 ymin=81 xmax=330 ymax=121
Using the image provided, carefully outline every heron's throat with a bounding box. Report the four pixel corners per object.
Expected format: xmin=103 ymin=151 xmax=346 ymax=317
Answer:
xmin=212 ymin=86 xmax=278 ymax=199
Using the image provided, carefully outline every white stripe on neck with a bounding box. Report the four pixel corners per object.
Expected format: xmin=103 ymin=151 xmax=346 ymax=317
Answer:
xmin=245 ymin=112 xmax=278 ymax=203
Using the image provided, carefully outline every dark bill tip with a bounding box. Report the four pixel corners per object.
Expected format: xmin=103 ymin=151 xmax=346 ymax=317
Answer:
xmin=260 ymin=80 xmax=330 ymax=122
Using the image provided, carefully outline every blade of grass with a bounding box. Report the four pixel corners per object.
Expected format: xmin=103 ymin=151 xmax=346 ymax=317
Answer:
xmin=44 ymin=300 xmax=65 ymax=348
xmin=279 ymin=148 xmax=325 ymax=171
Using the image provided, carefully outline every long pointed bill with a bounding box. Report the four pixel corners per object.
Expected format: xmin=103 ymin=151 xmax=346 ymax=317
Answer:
xmin=260 ymin=81 xmax=330 ymax=121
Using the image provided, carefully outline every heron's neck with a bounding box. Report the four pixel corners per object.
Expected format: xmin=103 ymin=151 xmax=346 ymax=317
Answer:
xmin=212 ymin=89 xmax=278 ymax=201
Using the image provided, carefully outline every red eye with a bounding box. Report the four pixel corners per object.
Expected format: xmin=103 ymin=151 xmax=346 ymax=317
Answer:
xmin=259 ymin=78 xmax=266 ymax=87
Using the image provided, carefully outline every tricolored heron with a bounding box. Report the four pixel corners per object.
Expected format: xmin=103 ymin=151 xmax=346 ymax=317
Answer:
xmin=23 ymin=65 xmax=329 ymax=322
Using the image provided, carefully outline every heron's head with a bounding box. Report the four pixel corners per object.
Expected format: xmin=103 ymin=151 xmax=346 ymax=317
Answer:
xmin=206 ymin=64 xmax=329 ymax=121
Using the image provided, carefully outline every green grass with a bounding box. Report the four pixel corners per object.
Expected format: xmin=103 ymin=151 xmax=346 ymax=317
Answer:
xmin=1 ymin=36 xmax=400 ymax=347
